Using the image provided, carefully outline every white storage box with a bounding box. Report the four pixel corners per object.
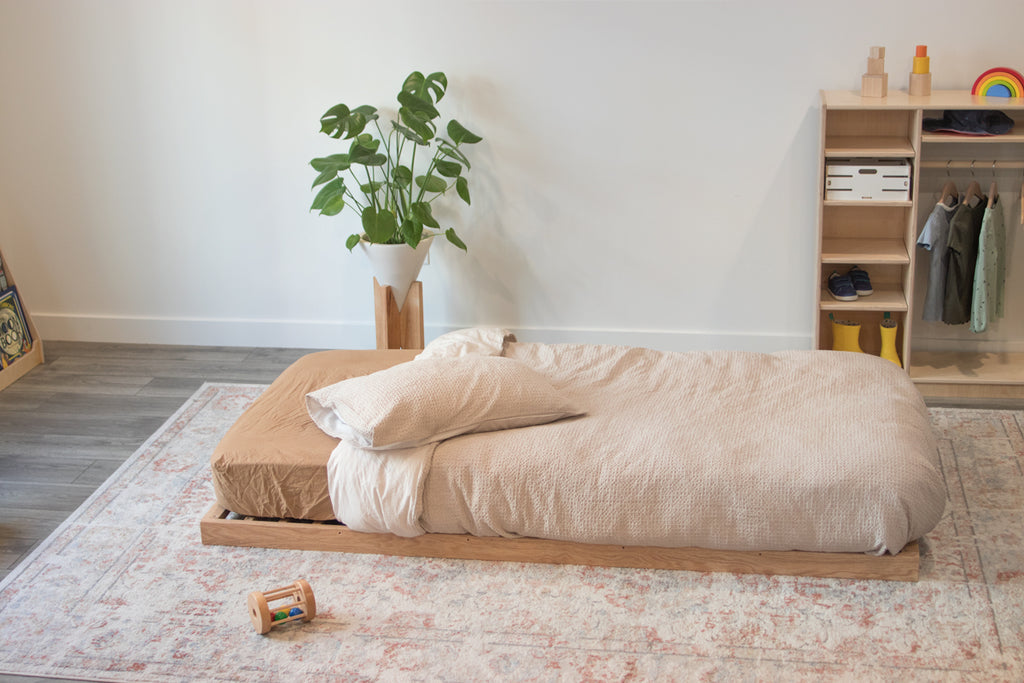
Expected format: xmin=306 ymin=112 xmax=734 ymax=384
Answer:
xmin=824 ymin=158 xmax=911 ymax=201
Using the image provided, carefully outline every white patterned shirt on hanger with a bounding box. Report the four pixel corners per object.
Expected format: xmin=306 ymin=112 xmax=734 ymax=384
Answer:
xmin=970 ymin=198 xmax=1006 ymax=333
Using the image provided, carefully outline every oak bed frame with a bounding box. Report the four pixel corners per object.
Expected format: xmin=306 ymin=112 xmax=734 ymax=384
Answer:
xmin=200 ymin=505 xmax=920 ymax=582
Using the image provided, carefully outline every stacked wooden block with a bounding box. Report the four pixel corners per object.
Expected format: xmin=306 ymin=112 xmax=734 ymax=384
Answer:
xmin=861 ymin=46 xmax=888 ymax=98
xmin=909 ymin=45 xmax=932 ymax=96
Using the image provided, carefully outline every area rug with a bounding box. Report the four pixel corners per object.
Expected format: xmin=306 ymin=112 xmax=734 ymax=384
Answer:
xmin=0 ymin=384 xmax=1021 ymax=682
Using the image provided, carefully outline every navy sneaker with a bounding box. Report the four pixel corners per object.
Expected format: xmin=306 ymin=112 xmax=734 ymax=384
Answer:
xmin=827 ymin=271 xmax=858 ymax=301
xmin=848 ymin=266 xmax=873 ymax=296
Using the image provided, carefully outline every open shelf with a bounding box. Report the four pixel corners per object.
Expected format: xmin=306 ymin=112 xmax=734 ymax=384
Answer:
xmin=824 ymin=136 xmax=915 ymax=157
xmin=910 ymin=351 xmax=1024 ymax=384
xmin=823 ymin=200 xmax=914 ymax=208
xmin=819 ymin=287 xmax=907 ymax=312
xmin=910 ymin=352 xmax=1024 ymax=400
xmin=922 ymin=131 xmax=1024 ymax=144
xmin=822 ymin=89 xmax=1024 ymax=110
xmin=820 ymin=238 xmax=909 ymax=264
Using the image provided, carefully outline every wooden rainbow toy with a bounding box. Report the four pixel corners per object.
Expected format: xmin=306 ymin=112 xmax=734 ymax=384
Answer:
xmin=247 ymin=580 xmax=316 ymax=635
xmin=971 ymin=67 xmax=1024 ymax=98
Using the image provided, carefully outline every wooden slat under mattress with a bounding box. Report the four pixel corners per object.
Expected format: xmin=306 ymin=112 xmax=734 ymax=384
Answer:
xmin=200 ymin=504 xmax=920 ymax=581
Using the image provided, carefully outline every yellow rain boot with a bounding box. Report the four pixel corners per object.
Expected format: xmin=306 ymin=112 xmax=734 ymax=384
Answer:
xmin=879 ymin=317 xmax=902 ymax=367
xmin=831 ymin=318 xmax=864 ymax=353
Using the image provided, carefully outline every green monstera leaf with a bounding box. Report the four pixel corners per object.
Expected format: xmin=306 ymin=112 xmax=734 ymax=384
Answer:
xmin=415 ymin=175 xmax=447 ymax=193
xmin=456 ymin=176 xmax=471 ymax=205
xmin=447 ymin=119 xmax=482 ymax=145
xmin=434 ymin=159 xmax=462 ymax=178
xmin=320 ymin=104 xmax=378 ymax=139
xmin=445 ymin=228 xmax=467 ymax=251
xmin=310 ymin=178 xmax=346 ymax=216
xmin=411 ymin=202 xmax=439 ymax=229
xmin=402 ymin=71 xmax=447 ymax=105
xmin=392 ymin=165 xmax=413 ymax=187
xmin=361 ymin=206 xmax=398 ymax=243
xmin=400 ymin=219 xmax=424 ymax=248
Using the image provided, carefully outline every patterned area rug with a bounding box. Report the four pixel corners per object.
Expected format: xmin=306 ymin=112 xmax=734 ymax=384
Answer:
xmin=0 ymin=383 xmax=1021 ymax=681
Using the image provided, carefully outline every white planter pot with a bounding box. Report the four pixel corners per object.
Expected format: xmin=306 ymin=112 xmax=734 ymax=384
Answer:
xmin=359 ymin=236 xmax=433 ymax=310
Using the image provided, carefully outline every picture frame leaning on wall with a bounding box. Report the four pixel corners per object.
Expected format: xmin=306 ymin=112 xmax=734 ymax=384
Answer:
xmin=0 ymin=286 xmax=33 ymax=368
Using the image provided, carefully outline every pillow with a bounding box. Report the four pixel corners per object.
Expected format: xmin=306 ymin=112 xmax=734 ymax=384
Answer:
xmin=306 ymin=356 xmax=583 ymax=450
xmin=414 ymin=326 xmax=517 ymax=360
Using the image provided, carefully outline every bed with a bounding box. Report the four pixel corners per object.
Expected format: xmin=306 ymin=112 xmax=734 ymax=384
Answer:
xmin=203 ymin=329 xmax=946 ymax=581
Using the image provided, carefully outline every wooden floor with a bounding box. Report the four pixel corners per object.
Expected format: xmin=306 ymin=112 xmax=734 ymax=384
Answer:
xmin=0 ymin=340 xmax=1021 ymax=683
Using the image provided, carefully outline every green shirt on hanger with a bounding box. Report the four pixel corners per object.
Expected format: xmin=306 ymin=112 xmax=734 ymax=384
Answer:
xmin=970 ymin=197 xmax=1006 ymax=333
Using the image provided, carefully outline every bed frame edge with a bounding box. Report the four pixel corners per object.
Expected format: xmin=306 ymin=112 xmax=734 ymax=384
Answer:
xmin=199 ymin=504 xmax=919 ymax=582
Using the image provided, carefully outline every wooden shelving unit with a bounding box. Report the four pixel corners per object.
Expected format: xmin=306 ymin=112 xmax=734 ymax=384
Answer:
xmin=817 ymin=90 xmax=1024 ymax=399
xmin=0 ymin=248 xmax=44 ymax=391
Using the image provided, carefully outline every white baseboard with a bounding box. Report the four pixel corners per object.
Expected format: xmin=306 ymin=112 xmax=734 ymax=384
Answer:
xmin=33 ymin=312 xmax=811 ymax=353
xmin=35 ymin=313 xmax=378 ymax=350
xmin=508 ymin=326 xmax=810 ymax=353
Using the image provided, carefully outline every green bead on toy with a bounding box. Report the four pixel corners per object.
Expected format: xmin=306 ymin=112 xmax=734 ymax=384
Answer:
xmin=273 ymin=611 xmax=287 ymax=621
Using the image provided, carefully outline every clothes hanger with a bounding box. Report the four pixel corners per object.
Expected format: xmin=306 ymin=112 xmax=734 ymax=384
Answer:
xmin=964 ymin=161 xmax=984 ymax=207
xmin=964 ymin=180 xmax=984 ymax=207
xmin=940 ymin=180 xmax=958 ymax=206
xmin=939 ymin=161 xmax=958 ymax=206
xmin=987 ymin=160 xmax=998 ymax=209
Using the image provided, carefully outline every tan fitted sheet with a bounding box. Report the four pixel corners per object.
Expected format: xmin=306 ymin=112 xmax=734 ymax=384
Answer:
xmin=210 ymin=349 xmax=416 ymax=520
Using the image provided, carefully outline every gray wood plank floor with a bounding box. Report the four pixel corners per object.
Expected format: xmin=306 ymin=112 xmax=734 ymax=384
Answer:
xmin=0 ymin=340 xmax=1019 ymax=683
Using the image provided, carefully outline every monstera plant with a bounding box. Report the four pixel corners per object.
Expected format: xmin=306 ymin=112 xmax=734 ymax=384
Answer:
xmin=309 ymin=71 xmax=483 ymax=252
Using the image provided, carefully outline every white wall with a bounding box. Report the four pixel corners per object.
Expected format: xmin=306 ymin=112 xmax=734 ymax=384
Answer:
xmin=1 ymin=0 xmax=1022 ymax=351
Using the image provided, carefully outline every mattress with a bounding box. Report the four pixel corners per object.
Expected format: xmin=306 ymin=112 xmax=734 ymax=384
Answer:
xmin=210 ymin=349 xmax=418 ymax=520
xmin=418 ymin=343 xmax=944 ymax=554
xmin=212 ymin=341 xmax=946 ymax=554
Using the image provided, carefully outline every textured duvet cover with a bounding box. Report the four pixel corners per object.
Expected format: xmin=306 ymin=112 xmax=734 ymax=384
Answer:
xmin=326 ymin=341 xmax=946 ymax=555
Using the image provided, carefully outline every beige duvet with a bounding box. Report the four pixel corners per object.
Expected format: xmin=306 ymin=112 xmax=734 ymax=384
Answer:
xmin=326 ymin=341 xmax=946 ymax=555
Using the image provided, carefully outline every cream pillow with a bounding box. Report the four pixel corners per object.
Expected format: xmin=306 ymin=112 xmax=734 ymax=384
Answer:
xmin=414 ymin=326 xmax=517 ymax=360
xmin=306 ymin=356 xmax=583 ymax=450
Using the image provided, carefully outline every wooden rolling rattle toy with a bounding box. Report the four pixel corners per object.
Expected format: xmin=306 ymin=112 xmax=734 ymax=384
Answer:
xmin=247 ymin=579 xmax=316 ymax=635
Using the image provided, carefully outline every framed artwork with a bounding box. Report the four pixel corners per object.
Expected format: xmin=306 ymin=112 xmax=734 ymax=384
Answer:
xmin=0 ymin=287 xmax=33 ymax=368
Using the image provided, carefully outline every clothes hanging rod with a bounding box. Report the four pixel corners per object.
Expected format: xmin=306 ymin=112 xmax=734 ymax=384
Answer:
xmin=920 ymin=160 xmax=1024 ymax=170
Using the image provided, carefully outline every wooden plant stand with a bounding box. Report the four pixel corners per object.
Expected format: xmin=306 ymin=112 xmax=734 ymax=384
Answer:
xmin=201 ymin=504 xmax=921 ymax=582
xmin=373 ymin=278 xmax=424 ymax=350
xmin=0 ymin=248 xmax=44 ymax=392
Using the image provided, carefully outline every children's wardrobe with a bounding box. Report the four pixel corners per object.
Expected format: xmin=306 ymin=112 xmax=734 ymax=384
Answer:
xmin=817 ymin=90 xmax=1024 ymax=401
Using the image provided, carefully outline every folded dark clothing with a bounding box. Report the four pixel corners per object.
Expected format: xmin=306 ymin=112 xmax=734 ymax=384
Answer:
xmin=923 ymin=109 xmax=1014 ymax=136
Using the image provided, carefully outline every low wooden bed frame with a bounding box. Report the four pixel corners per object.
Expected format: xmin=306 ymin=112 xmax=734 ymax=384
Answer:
xmin=200 ymin=504 xmax=920 ymax=582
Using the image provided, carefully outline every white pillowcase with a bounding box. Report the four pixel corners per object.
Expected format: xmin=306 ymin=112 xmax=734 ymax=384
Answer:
xmin=306 ymin=356 xmax=582 ymax=450
xmin=414 ymin=326 xmax=517 ymax=360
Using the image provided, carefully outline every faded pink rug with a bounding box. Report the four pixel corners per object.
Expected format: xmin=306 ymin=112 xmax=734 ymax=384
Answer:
xmin=0 ymin=383 xmax=1021 ymax=681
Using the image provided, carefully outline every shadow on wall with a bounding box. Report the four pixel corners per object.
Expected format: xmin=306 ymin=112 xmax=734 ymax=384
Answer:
xmin=429 ymin=73 xmax=559 ymax=332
